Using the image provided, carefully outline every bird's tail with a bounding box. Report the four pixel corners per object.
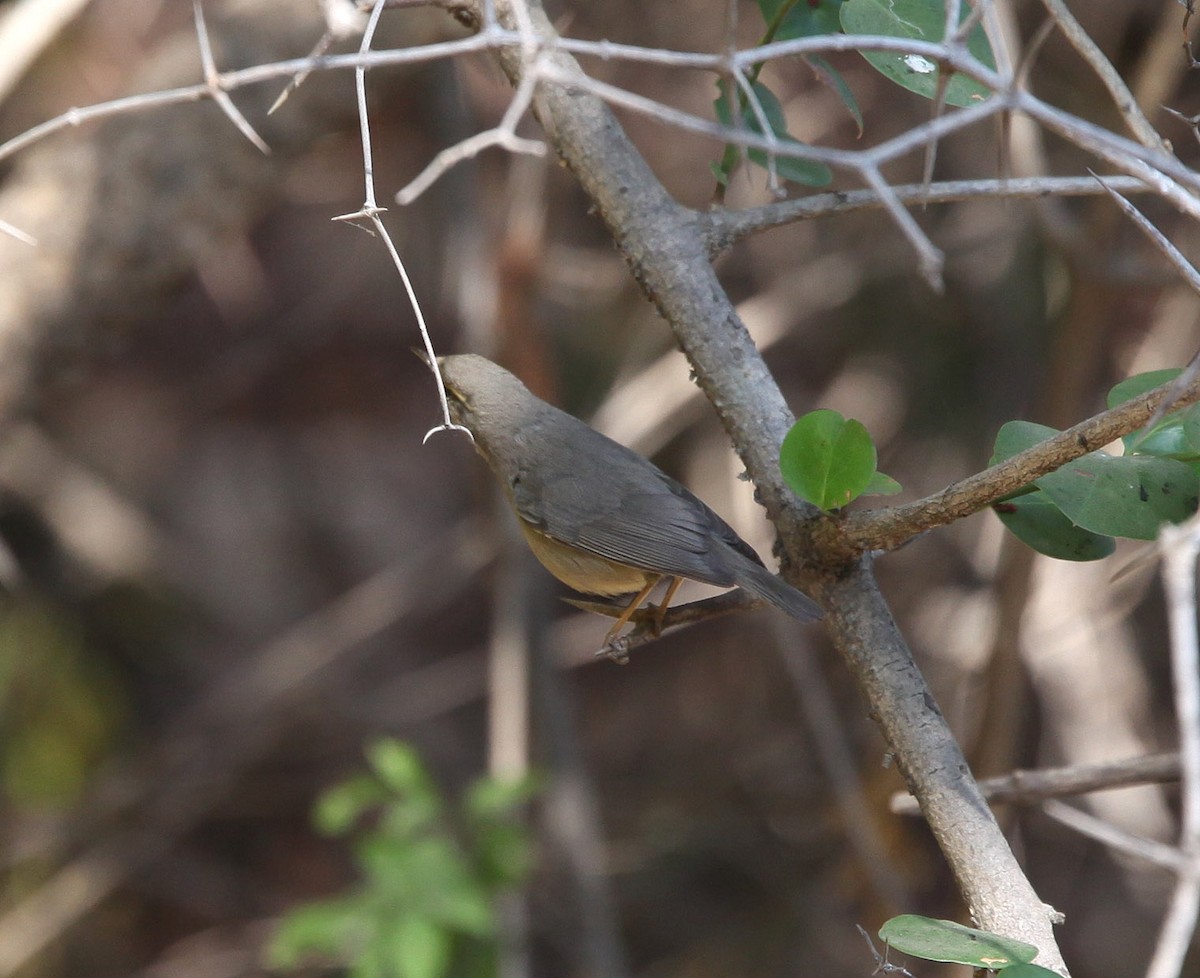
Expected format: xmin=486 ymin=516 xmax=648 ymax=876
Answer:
xmin=731 ymin=556 xmax=822 ymax=622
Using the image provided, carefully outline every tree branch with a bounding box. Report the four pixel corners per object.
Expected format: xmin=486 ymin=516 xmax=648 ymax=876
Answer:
xmin=891 ymin=752 xmax=1181 ymax=815
xmin=703 ymin=175 xmax=1155 ymax=256
xmin=821 ymin=374 xmax=1200 ymax=561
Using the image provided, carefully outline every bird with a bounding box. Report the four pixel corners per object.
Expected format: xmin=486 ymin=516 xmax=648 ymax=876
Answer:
xmin=432 ymin=353 xmax=822 ymax=645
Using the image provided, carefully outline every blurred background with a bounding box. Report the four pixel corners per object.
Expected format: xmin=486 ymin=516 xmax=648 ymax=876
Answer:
xmin=0 ymin=0 xmax=1197 ymax=975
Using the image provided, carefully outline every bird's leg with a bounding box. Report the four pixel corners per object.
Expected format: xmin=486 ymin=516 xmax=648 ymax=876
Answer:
xmin=603 ymin=576 xmax=661 ymax=646
xmin=651 ymin=577 xmax=684 ymax=636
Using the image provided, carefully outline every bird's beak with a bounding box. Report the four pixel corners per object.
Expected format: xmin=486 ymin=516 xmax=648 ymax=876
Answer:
xmin=411 ymin=346 xmax=434 ymax=368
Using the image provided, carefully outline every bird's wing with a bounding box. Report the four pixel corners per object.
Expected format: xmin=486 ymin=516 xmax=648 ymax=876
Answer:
xmin=511 ymin=440 xmax=760 ymax=587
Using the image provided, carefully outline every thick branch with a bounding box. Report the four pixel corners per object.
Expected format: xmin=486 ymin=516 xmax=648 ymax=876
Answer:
xmin=822 ymin=374 xmax=1200 ymax=560
xmin=818 ymin=561 xmax=1066 ymax=954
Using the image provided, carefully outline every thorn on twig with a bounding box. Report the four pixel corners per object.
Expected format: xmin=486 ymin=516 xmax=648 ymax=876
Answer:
xmin=1164 ymin=105 xmax=1200 ymax=147
xmin=856 ymin=925 xmax=915 ymax=978
xmin=269 ymin=31 xmax=336 ymax=116
xmin=331 ymin=204 xmax=387 ymax=233
xmin=269 ymin=1 xmax=368 ymax=115
xmin=192 ymin=0 xmax=271 ymax=154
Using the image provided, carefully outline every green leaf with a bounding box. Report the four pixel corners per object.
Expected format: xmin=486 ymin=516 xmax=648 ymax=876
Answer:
xmin=387 ymin=916 xmax=451 ymax=978
xmin=315 ymin=775 xmax=390 ymax=836
xmin=863 ymin=470 xmax=902 ymax=496
xmin=1039 ymin=452 xmax=1198 ymax=539
xmin=1184 ymin=411 xmax=1200 ymax=455
xmin=465 ymin=774 xmax=539 ymax=820
xmin=1107 ymin=368 xmax=1182 ymax=410
xmin=1106 ymin=368 xmax=1200 ymax=458
xmin=993 ymin=491 xmax=1115 ymax=562
xmin=713 ymin=79 xmax=833 ymax=187
xmin=367 ymin=739 xmax=429 ymax=795
xmin=267 ymin=896 xmax=367 ymax=968
xmin=989 ymin=419 xmax=1056 ymax=467
xmin=780 ymin=409 xmax=878 ymax=511
xmin=759 ymin=0 xmax=845 ymax=38
xmin=754 ymin=1 xmax=861 ymax=133
xmin=474 ymin=820 xmax=536 ymax=888
xmin=991 ymin=421 xmax=1200 ymax=541
xmin=1001 ymin=966 xmax=1063 ymax=978
xmin=431 ymin=882 xmax=495 ymax=937
xmin=879 ymin=915 xmax=1038 ymax=969
xmin=1130 ymin=421 xmax=1200 ymax=461
xmin=839 ymin=0 xmax=995 ymax=107
xmin=362 ymin=836 xmax=465 ymax=901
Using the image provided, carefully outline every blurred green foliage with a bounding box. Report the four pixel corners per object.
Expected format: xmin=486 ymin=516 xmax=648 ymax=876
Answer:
xmin=268 ymin=740 xmax=538 ymax=978
xmin=0 ymin=596 xmax=126 ymax=806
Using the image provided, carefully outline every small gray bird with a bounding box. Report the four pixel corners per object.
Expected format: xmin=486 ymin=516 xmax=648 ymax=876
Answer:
xmin=435 ymin=354 xmax=821 ymax=644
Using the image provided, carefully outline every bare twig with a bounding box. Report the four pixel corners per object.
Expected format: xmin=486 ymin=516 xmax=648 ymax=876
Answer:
xmin=395 ymin=71 xmax=545 ymax=205
xmin=1036 ymin=0 xmax=1167 ymax=151
xmin=1093 ymin=175 xmax=1200 ymax=296
xmin=1043 ymin=799 xmax=1186 ymax=872
xmin=891 ymin=752 xmax=1181 ymax=814
xmin=1093 ymin=175 xmax=1200 ymax=435
xmin=268 ymin=4 xmax=366 ymax=118
xmin=192 ymin=1 xmax=270 ymax=154
xmin=857 ymin=924 xmax=916 ymax=978
xmin=2 ymin=14 xmax=1193 ymax=290
xmin=331 ymin=0 xmax=471 ymax=444
xmin=704 ymin=175 xmax=1154 ymax=254
xmin=1147 ymin=517 xmax=1200 ymax=978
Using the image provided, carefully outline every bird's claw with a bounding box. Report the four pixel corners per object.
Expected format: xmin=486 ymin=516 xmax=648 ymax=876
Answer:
xmin=597 ymin=633 xmax=632 ymax=665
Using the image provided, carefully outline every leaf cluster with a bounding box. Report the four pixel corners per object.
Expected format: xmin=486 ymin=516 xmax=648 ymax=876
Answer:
xmin=267 ymin=740 xmax=538 ymax=978
xmin=991 ymin=370 xmax=1200 ymax=561
xmin=712 ymin=0 xmax=995 ymax=189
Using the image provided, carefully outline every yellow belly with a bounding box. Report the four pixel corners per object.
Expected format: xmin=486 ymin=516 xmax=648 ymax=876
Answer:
xmin=518 ymin=519 xmax=655 ymax=597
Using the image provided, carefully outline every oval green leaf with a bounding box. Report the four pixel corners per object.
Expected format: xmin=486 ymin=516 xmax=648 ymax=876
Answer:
xmin=1001 ymin=965 xmax=1064 ymax=978
xmin=993 ymin=490 xmax=1115 ymax=562
xmin=989 ymin=419 xmax=1057 ymax=466
xmin=1107 ymin=368 xmax=1182 ymax=410
xmin=1037 ymin=453 xmax=1199 ymax=540
xmin=990 ymin=420 xmax=1200 ymax=540
xmin=1106 ymin=368 xmax=1200 ymax=456
xmin=780 ymin=409 xmax=877 ymax=511
xmin=878 ymin=915 xmax=1037 ymax=969
xmin=839 ymin=0 xmax=995 ymax=108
